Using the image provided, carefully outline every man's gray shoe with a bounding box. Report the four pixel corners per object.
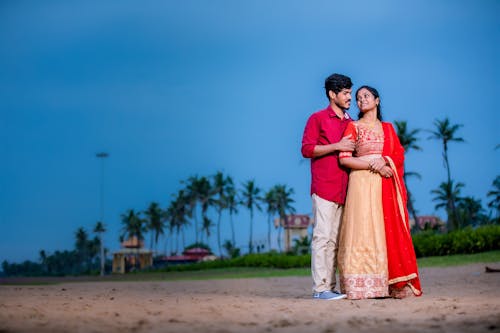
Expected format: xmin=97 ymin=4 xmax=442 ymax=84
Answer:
xmin=312 ymin=290 xmax=347 ymax=300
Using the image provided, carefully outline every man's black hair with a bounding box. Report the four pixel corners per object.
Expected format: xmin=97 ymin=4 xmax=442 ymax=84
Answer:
xmin=324 ymin=73 xmax=353 ymax=99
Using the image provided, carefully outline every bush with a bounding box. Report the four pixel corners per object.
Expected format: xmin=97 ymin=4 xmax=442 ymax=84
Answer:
xmin=155 ymin=252 xmax=311 ymax=272
xmin=153 ymin=226 xmax=500 ymax=272
xmin=412 ymin=225 xmax=500 ymax=257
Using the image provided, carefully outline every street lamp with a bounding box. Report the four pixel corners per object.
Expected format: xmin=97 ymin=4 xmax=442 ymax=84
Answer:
xmin=96 ymin=152 xmax=109 ymax=276
xmin=96 ymin=152 xmax=109 ymax=222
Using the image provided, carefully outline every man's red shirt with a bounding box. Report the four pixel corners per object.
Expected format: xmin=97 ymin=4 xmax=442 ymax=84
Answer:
xmin=301 ymin=105 xmax=352 ymax=204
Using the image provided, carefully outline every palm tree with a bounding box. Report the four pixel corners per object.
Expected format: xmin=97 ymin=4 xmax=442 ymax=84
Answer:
xmin=428 ymin=117 xmax=464 ymax=184
xmin=201 ymin=216 xmax=214 ymax=244
xmin=93 ymin=221 xmax=106 ymax=276
xmin=75 ymin=227 xmax=90 ymax=272
xmin=429 ymin=118 xmax=464 ymax=228
xmin=241 ymin=180 xmax=262 ymax=254
xmin=274 ymin=184 xmax=296 ymax=252
xmin=184 ymin=175 xmax=201 ymax=244
xmin=222 ymin=239 xmax=240 ymax=258
xmin=263 ymin=187 xmax=278 ymax=251
xmin=184 ymin=176 xmax=213 ymax=245
xmin=144 ymin=202 xmax=165 ymax=253
xmin=212 ymin=171 xmax=231 ymax=256
xmin=457 ymin=196 xmax=486 ymax=227
xmin=226 ymin=180 xmax=239 ymax=246
xmin=394 ymin=120 xmax=422 ymax=225
xmin=487 ymin=175 xmax=500 ymax=222
xmin=120 ymin=209 xmax=146 ymax=243
xmin=431 ymin=180 xmax=464 ymax=230
xmin=292 ymin=236 xmax=311 ymax=255
xmin=39 ymin=250 xmax=47 ymax=274
xmin=166 ymin=190 xmax=190 ymax=254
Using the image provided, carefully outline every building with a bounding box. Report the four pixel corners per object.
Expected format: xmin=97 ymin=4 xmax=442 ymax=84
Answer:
xmin=112 ymin=236 xmax=153 ymax=274
xmin=156 ymin=247 xmax=215 ymax=266
xmin=274 ymin=214 xmax=312 ymax=252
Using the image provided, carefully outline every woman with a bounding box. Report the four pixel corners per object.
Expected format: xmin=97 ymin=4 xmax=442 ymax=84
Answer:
xmin=337 ymin=85 xmax=422 ymax=299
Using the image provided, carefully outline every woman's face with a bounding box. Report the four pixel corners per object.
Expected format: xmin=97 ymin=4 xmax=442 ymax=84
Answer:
xmin=356 ymin=88 xmax=379 ymax=113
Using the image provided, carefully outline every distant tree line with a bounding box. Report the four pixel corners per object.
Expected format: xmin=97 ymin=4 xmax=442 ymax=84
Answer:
xmin=395 ymin=117 xmax=499 ymax=231
xmin=2 ymin=117 xmax=499 ymax=277
xmin=2 ymin=223 xmax=107 ymax=277
xmin=120 ymin=173 xmax=296 ymax=258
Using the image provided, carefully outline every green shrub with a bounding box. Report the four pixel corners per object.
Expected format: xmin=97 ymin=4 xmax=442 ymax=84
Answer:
xmin=155 ymin=253 xmax=311 ymax=272
xmin=152 ymin=226 xmax=500 ymax=272
xmin=412 ymin=225 xmax=500 ymax=258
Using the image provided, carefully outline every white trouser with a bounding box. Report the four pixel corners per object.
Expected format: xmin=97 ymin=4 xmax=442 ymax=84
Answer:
xmin=311 ymin=193 xmax=344 ymax=293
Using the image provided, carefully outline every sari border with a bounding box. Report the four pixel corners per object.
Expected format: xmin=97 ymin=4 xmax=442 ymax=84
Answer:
xmin=385 ymin=156 xmax=408 ymax=233
xmin=388 ymin=273 xmax=417 ymax=284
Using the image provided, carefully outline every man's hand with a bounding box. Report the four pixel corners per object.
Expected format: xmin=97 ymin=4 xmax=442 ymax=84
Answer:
xmin=336 ymin=134 xmax=355 ymax=152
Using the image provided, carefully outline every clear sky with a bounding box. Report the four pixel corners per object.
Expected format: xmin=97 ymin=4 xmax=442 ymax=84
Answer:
xmin=1 ymin=0 xmax=499 ymax=264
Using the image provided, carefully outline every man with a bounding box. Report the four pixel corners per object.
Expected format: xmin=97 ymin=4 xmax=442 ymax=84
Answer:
xmin=301 ymin=73 xmax=355 ymax=300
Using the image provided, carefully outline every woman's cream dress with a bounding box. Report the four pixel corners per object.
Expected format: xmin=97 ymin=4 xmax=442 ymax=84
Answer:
xmin=338 ymin=121 xmax=390 ymax=299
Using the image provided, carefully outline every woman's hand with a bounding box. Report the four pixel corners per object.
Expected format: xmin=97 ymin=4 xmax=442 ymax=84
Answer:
xmin=368 ymin=157 xmax=387 ymax=172
xmin=378 ymin=166 xmax=393 ymax=178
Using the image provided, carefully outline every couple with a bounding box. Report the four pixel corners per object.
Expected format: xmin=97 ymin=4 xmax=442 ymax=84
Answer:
xmin=301 ymin=73 xmax=423 ymax=300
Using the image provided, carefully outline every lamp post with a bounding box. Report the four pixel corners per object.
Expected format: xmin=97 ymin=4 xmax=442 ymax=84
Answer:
xmin=96 ymin=152 xmax=109 ymax=276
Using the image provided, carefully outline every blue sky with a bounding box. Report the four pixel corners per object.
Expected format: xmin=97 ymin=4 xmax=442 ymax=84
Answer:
xmin=1 ymin=0 xmax=499 ymax=264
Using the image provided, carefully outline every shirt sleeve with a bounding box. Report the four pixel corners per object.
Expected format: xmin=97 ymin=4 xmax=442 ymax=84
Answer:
xmin=339 ymin=122 xmax=357 ymax=159
xmin=301 ymin=114 xmax=318 ymax=158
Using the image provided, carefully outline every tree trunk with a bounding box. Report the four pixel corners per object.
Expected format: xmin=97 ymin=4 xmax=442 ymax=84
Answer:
xmin=267 ymin=215 xmax=272 ymax=251
xmin=217 ymin=210 xmax=222 ymax=257
xmin=230 ymin=213 xmax=235 ymax=246
xmin=249 ymin=210 xmax=253 ymax=254
xmin=99 ymin=234 xmax=105 ymax=276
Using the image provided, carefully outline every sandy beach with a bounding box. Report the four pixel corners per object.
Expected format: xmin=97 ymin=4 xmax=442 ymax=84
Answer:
xmin=1 ymin=262 xmax=499 ymax=333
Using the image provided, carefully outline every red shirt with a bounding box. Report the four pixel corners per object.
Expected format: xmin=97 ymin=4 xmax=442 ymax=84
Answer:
xmin=301 ymin=105 xmax=352 ymax=204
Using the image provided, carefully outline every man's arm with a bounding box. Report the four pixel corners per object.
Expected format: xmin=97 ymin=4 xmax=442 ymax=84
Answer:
xmin=311 ymin=135 xmax=354 ymax=158
xmin=301 ymin=114 xmax=355 ymax=158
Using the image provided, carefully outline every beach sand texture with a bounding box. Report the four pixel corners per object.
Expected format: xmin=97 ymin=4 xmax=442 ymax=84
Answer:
xmin=1 ymin=263 xmax=499 ymax=333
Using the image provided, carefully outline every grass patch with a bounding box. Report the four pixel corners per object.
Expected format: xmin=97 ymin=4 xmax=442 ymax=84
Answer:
xmin=2 ymin=251 xmax=499 ymax=285
xmin=416 ymin=250 xmax=500 ymax=267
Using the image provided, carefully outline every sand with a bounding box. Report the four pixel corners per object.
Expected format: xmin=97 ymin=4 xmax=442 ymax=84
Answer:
xmin=1 ymin=263 xmax=499 ymax=333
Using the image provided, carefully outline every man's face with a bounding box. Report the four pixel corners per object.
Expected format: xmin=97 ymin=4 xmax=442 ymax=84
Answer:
xmin=329 ymin=88 xmax=352 ymax=110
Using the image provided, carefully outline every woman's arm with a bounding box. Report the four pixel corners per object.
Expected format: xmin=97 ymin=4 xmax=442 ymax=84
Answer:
xmin=339 ymin=156 xmax=370 ymax=170
xmin=340 ymin=157 xmax=394 ymax=177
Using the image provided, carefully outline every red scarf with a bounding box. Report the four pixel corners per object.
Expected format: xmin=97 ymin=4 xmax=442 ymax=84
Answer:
xmin=381 ymin=122 xmax=422 ymax=296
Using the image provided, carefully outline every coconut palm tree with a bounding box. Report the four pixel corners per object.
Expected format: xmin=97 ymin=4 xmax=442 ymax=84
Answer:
xmin=487 ymin=175 xmax=500 ymax=222
xmin=144 ymin=202 xmax=165 ymax=253
xmin=457 ymin=196 xmax=486 ymax=227
xmin=184 ymin=175 xmax=201 ymax=244
xmin=226 ymin=180 xmax=239 ymax=246
xmin=394 ymin=120 xmax=422 ymax=225
xmin=428 ymin=117 xmax=464 ymax=184
xmin=431 ymin=180 xmax=464 ymax=230
xmin=201 ymin=216 xmax=214 ymax=244
xmin=166 ymin=190 xmax=190 ymax=254
xmin=184 ymin=175 xmax=214 ymax=245
xmin=75 ymin=227 xmax=90 ymax=272
xmin=120 ymin=209 xmax=146 ymax=243
xmin=222 ymin=239 xmax=240 ymax=258
xmin=93 ymin=221 xmax=106 ymax=276
xmin=39 ymin=250 xmax=47 ymax=274
xmin=429 ymin=118 xmax=464 ymax=228
xmin=212 ymin=171 xmax=231 ymax=256
xmin=274 ymin=184 xmax=296 ymax=252
xmin=241 ymin=180 xmax=262 ymax=254
xmin=263 ymin=187 xmax=278 ymax=251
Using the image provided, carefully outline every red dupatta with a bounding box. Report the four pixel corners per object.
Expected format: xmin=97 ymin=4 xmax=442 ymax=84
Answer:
xmin=381 ymin=122 xmax=422 ymax=297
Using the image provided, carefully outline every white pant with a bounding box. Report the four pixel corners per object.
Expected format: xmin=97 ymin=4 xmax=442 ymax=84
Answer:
xmin=311 ymin=193 xmax=344 ymax=293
